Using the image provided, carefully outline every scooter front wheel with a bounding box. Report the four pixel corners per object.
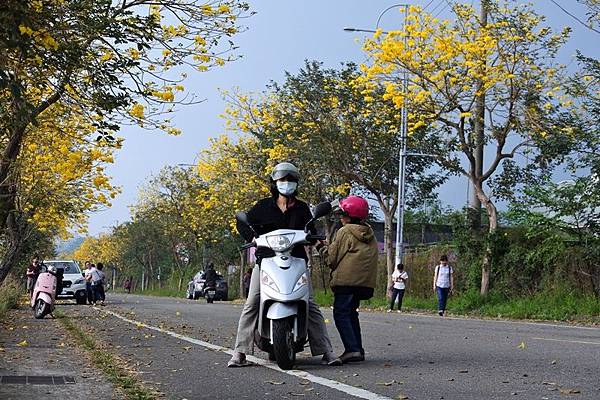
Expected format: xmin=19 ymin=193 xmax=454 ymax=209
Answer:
xmin=272 ymin=317 xmax=295 ymax=370
xmin=33 ymin=298 xmax=48 ymax=319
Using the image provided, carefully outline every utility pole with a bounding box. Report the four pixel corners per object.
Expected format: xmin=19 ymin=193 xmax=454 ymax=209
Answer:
xmin=468 ymin=0 xmax=488 ymax=230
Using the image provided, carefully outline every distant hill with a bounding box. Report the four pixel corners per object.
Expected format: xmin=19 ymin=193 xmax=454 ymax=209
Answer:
xmin=55 ymin=236 xmax=85 ymax=256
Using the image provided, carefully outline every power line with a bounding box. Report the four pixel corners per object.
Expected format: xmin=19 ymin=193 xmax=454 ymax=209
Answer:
xmin=550 ymin=0 xmax=600 ymax=35
xmin=428 ymin=0 xmax=446 ymax=15
xmin=423 ymin=0 xmax=436 ymax=11
xmin=433 ymin=1 xmax=450 ymax=18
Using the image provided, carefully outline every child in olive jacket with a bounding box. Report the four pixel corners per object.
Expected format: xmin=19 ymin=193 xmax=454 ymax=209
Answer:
xmin=326 ymin=196 xmax=378 ymax=363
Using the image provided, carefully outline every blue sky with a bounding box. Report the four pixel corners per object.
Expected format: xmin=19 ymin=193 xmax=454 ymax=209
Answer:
xmin=86 ymin=0 xmax=598 ymax=235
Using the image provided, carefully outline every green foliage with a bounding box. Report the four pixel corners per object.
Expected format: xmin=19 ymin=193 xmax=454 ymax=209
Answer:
xmin=132 ymin=287 xmax=182 ymax=298
xmin=0 ymin=275 xmax=23 ymax=320
xmin=313 ymin=287 xmax=600 ymax=322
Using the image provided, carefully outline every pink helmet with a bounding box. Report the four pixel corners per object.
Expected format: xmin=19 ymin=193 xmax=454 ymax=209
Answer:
xmin=339 ymin=196 xmax=369 ymax=220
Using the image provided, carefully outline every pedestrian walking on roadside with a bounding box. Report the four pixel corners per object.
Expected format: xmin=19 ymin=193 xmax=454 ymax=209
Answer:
xmin=326 ymin=195 xmax=378 ymax=363
xmin=124 ymin=277 xmax=132 ymax=294
xmin=83 ymin=261 xmax=94 ymax=305
xmin=433 ymin=255 xmax=454 ymax=316
xmin=26 ymin=256 xmax=41 ymax=299
xmin=91 ymin=262 xmax=106 ymax=306
xmin=388 ymin=264 xmax=408 ymax=313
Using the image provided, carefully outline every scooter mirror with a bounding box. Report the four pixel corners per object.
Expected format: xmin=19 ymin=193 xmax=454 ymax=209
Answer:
xmin=236 ymin=211 xmax=258 ymax=238
xmin=235 ymin=211 xmax=250 ymax=226
xmin=305 ymin=202 xmax=333 ymax=232
xmin=312 ymin=202 xmax=332 ymax=219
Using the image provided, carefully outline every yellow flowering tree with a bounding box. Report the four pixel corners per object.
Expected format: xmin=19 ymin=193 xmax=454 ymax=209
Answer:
xmin=362 ymin=2 xmax=573 ymax=294
xmin=0 ymin=0 xmax=251 ymax=283
xmin=578 ymin=0 xmax=600 ymax=29
xmin=18 ymin=103 xmax=119 ymax=236
xmin=0 ymin=101 xmax=119 ymax=282
xmin=197 ymin=134 xmax=270 ymax=232
xmin=133 ymin=166 xmax=217 ymax=289
xmin=223 ymin=61 xmax=448 ymax=288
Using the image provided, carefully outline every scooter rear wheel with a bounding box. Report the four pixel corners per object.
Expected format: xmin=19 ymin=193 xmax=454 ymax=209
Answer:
xmin=272 ymin=317 xmax=295 ymax=370
xmin=33 ymin=299 xmax=48 ymax=319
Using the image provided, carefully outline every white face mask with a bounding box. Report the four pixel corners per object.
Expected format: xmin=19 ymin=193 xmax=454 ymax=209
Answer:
xmin=276 ymin=181 xmax=297 ymax=196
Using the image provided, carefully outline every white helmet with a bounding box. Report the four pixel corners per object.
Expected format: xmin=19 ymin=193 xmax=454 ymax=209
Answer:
xmin=270 ymin=162 xmax=300 ymax=181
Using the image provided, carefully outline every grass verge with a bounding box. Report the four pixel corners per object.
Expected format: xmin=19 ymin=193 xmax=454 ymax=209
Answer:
xmin=313 ymin=288 xmax=600 ymax=323
xmin=130 ymin=287 xmax=183 ymax=298
xmin=56 ymin=310 xmax=159 ymax=400
xmin=0 ymin=276 xmax=24 ymax=320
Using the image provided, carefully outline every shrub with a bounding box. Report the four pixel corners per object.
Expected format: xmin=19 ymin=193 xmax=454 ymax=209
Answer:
xmin=0 ymin=275 xmax=23 ymax=319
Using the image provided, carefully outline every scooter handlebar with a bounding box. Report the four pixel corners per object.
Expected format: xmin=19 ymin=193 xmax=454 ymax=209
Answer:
xmin=306 ymin=234 xmax=326 ymax=241
xmin=240 ymin=242 xmax=256 ymax=251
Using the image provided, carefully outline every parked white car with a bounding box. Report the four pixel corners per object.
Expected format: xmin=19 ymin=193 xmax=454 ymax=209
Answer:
xmin=44 ymin=260 xmax=87 ymax=304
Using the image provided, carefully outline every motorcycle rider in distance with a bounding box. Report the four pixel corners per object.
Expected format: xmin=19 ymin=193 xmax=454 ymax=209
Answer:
xmin=228 ymin=162 xmax=342 ymax=367
xmin=204 ymin=262 xmax=218 ymax=289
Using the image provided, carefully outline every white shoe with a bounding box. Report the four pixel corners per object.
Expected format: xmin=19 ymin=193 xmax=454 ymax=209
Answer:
xmin=227 ymin=352 xmax=252 ymax=367
xmin=386 ymin=309 xmax=392 ymax=313
xmin=397 ymin=310 xmax=401 ymax=313
xmin=321 ymin=351 xmax=342 ymax=366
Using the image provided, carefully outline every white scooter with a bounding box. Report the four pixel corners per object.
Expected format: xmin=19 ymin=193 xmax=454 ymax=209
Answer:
xmin=236 ymin=201 xmax=331 ymax=370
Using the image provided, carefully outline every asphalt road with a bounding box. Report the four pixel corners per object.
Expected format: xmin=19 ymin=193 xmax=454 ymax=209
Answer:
xmin=66 ymin=293 xmax=600 ymax=400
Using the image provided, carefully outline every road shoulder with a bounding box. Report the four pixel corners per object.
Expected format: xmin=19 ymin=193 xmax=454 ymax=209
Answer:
xmin=0 ymin=303 xmax=118 ymax=400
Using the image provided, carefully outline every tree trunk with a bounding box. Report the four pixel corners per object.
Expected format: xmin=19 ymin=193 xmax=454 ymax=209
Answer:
xmin=475 ymin=184 xmax=498 ymax=296
xmin=383 ymin=210 xmax=394 ymax=298
xmin=468 ymin=0 xmax=489 ymax=231
xmin=0 ymin=123 xmax=27 ymax=231
xmin=0 ymin=212 xmax=25 ymax=285
xmin=148 ymin=251 xmax=155 ymax=290
xmin=320 ymin=257 xmax=328 ymax=294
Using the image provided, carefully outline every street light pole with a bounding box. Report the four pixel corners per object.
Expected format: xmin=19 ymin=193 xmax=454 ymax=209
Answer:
xmin=345 ymin=4 xmax=411 ymax=266
xmin=394 ymin=5 xmax=409 ymax=267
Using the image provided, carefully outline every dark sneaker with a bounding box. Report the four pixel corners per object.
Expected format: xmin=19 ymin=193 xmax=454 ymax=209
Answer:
xmin=339 ymin=352 xmax=365 ymax=363
xmin=438 ymin=310 xmax=444 ymax=316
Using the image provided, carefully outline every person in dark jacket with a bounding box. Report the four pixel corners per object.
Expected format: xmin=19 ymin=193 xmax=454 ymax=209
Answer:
xmin=204 ymin=263 xmax=218 ymax=287
xmin=326 ymin=195 xmax=378 ymax=363
xmin=26 ymin=256 xmax=41 ymax=299
xmin=228 ymin=162 xmax=341 ymax=367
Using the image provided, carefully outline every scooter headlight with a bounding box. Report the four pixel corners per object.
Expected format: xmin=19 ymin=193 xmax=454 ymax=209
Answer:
xmin=261 ymin=270 xmax=280 ymax=292
xmin=266 ymin=233 xmax=295 ymax=252
xmin=293 ymin=272 xmax=308 ymax=292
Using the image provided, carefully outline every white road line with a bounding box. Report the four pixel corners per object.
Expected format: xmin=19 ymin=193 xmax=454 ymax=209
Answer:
xmin=531 ymin=337 xmax=600 ymax=346
xmin=98 ymin=308 xmax=393 ymax=400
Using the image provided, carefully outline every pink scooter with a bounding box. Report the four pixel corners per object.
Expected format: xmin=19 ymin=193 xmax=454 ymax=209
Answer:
xmin=31 ymin=264 xmax=62 ymax=319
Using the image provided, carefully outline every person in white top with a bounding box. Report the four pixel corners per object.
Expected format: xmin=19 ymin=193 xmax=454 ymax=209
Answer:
xmin=83 ymin=261 xmax=94 ymax=305
xmin=388 ymin=264 xmax=408 ymax=312
xmin=432 ymin=254 xmax=454 ymax=316
xmin=91 ymin=262 xmax=106 ymax=306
